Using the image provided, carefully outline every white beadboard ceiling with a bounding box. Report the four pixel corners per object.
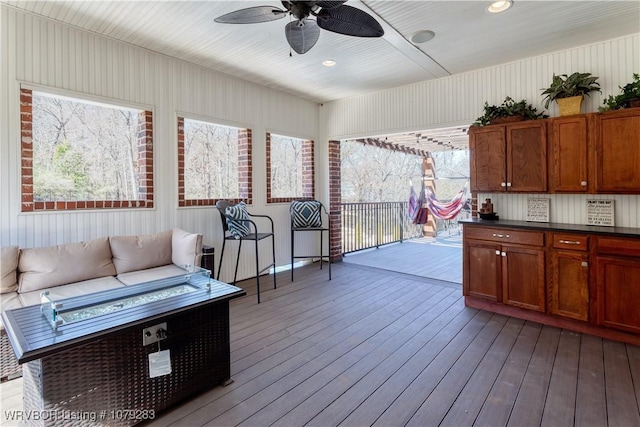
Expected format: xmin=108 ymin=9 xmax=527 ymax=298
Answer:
xmin=2 ymin=1 xmax=639 ymax=105
xmin=3 ymin=1 xmax=639 ymax=154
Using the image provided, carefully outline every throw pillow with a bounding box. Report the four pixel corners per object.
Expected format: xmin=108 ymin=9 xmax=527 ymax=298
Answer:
xmin=292 ymin=200 xmax=322 ymax=228
xmin=225 ymin=202 xmax=250 ymax=239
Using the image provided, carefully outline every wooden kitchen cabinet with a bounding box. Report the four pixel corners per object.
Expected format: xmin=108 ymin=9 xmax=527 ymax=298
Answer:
xmin=549 ymin=233 xmax=590 ymax=321
xmin=594 ymin=108 xmax=640 ymax=193
xmin=596 ymin=236 xmax=640 ymax=334
xmin=469 ymin=121 xmax=547 ymax=193
xmin=548 ymin=116 xmax=590 ymax=192
xmin=463 ymin=226 xmax=546 ymax=312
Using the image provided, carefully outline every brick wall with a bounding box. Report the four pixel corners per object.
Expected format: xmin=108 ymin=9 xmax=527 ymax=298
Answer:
xmin=328 ymin=140 xmax=342 ymax=262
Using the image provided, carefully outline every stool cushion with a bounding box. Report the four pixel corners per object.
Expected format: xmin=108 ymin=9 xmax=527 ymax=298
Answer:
xmin=292 ymin=200 xmax=322 ymax=228
xmin=225 ymin=202 xmax=250 ymax=239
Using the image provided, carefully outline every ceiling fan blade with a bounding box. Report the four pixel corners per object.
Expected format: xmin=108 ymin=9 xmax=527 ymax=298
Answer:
xmin=317 ymin=5 xmax=384 ymax=37
xmin=285 ymin=20 xmax=321 ymax=54
xmin=316 ymin=1 xmax=347 ymax=9
xmin=214 ymin=6 xmax=287 ymax=24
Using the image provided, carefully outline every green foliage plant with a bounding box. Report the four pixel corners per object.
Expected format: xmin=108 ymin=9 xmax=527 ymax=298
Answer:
xmin=599 ymin=73 xmax=640 ymax=112
xmin=541 ymin=72 xmax=601 ymax=109
xmin=472 ymin=96 xmax=547 ymax=127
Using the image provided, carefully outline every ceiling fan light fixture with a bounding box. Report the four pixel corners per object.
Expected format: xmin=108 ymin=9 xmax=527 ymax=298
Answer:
xmin=410 ymin=30 xmax=435 ymax=44
xmin=322 ymin=59 xmax=337 ymax=67
xmin=488 ymin=1 xmax=513 ymax=13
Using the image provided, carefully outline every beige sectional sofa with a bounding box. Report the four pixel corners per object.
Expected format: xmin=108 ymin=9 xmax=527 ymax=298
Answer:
xmin=0 ymin=228 xmax=206 ymax=381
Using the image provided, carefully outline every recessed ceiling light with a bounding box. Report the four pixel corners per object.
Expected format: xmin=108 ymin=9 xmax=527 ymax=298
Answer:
xmin=322 ymin=59 xmax=336 ymax=67
xmin=410 ymin=30 xmax=436 ymax=44
xmin=488 ymin=1 xmax=513 ymax=13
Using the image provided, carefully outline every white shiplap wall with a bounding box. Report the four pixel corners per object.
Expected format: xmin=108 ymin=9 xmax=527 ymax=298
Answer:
xmin=321 ymin=33 xmax=640 ymax=228
xmin=0 ymin=6 xmax=320 ymax=282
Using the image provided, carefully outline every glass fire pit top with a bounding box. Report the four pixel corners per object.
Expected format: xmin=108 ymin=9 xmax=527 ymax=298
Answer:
xmin=41 ymin=266 xmax=211 ymax=330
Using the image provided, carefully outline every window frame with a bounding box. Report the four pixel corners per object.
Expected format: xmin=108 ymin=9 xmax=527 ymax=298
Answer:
xmin=177 ymin=115 xmax=253 ymax=207
xmin=266 ymin=131 xmax=315 ymax=204
xmin=20 ymin=87 xmax=155 ymax=212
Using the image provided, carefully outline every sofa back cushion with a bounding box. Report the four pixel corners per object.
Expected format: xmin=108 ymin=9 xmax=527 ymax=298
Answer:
xmin=110 ymin=230 xmax=172 ymax=274
xmin=171 ymin=228 xmax=203 ymax=268
xmin=1 ymin=246 xmax=19 ymax=293
xmin=18 ymin=238 xmax=116 ymax=293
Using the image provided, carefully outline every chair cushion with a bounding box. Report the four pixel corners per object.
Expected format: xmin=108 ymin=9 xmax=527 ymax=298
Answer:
xmin=110 ymin=230 xmax=172 ymax=274
xmin=225 ymin=202 xmax=250 ymax=239
xmin=292 ymin=200 xmax=322 ymax=228
xmin=1 ymin=246 xmax=19 ymax=293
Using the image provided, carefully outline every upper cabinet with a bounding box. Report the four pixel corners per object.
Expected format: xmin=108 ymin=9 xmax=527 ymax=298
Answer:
xmin=548 ymin=115 xmax=590 ymax=192
xmin=594 ymin=108 xmax=640 ymax=193
xmin=470 ymin=107 xmax=640 ymax=195
xmin=470 ymin=121 xmax=547 ymax=193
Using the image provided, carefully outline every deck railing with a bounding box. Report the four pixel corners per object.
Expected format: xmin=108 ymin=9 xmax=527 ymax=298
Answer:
xmin=341 ymin=202 xmax=424 ymax=254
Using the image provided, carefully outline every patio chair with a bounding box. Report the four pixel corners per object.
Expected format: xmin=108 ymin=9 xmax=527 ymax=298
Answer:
xmin=216 ymin=200 xmax=276 ymax=303
xmin=290 ymin=199 xmax=331 ymax=281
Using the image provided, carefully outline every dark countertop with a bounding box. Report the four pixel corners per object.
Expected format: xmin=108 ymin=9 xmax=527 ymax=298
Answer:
xmin=459 ymin=218 xmax=640 ymax=237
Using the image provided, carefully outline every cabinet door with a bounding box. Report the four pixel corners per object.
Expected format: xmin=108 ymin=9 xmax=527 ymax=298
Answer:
xmin=506 ymin=121 xmax=548 ymax=192
xmin=469 ymin=126 xmax=506 ymax=192
xmin=502 ymin=245 xmax=545 ymax=312
xmin=464 ymin=240 xmax=501 ymax=301
xmin=550 ymin=116 xmax=589 ymax=192
xmin=596 ymin=255 xmax=640 ymax=333
xmin=550 ymin=250 xmax=589 ymax=321
xmin=596 ymin=109 xmax=640 ymax=193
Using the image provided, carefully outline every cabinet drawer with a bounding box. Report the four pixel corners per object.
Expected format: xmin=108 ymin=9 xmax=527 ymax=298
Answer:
xmin=597 ymin=236 xmax=640 ymax=257
xmin=464 ymin=227 xmax=544 ymax=246
xmin=552 ymin=233 xmax=589 ymax=251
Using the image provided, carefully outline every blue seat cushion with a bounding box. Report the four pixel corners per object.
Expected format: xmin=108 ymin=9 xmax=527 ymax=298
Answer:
xmin=292 ymin=200 xmax=322 ymax=228
xmin=225 ymin=202 xmax=250 ymax=239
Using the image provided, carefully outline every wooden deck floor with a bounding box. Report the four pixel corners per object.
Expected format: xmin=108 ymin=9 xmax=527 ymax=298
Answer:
xmin=2 ymin=260 xmax=640 ymax=427
xmin=343 ymin=234 xmax=462 ymax=284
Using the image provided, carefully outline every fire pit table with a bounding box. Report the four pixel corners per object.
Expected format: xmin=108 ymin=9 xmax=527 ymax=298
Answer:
xmin=1 ymin=267 xmax=245 ymax=426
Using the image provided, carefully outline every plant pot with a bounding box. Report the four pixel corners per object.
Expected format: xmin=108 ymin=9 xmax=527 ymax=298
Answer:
xmin=490 ymin=115 xmax=524 ymax=124
xmin=556 ymin=95 xmax=583 ymax=116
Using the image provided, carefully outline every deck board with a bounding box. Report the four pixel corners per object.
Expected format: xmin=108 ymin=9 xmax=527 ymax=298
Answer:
xmin=3 ymin=258 xmax=640 ymax=427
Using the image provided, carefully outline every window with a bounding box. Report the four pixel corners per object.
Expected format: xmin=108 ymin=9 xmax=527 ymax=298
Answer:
xmin=20 ymin=88 xmax=153 ymax=211
xmin=266 ymin=132 xmax=314 ymax=203
xmin=177 ymin=117 xmax=252 ymax=206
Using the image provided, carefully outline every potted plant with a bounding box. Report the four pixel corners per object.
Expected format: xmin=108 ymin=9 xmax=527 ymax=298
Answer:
xmin=541 ymin=72 xmax=601 ymax=116
xmin=599 ymin=73 xmax=640 ymax=112
xmin=472 ymin=96 xmax=547 ymax=127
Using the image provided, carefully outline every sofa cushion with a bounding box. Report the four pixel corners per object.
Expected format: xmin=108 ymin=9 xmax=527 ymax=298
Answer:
xmin=172 ymin=228 xmax=203 ymax=268
xmin=0 ymin=292 xmax=23 ymax=332
xmin=18 ymin=238 xmax=116 ymax=294
xmin=18 ymin=276 xmax=125 ymax=308
xmin=110 ymin=230 xmax=172 ymax=274
xmin=1 ymin=246 xmax=19 ymax=293
xmin=117 ymin=264 xmax=189 ymax=286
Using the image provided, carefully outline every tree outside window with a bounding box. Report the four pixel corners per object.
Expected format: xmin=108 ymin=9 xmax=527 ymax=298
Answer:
xmin=177 ymin=117 xmax=252 ymax=206
xmin=266 ymin=132 xmax=314 ymax=203
xmin=21 ymin=88 xmax=153 ymax=212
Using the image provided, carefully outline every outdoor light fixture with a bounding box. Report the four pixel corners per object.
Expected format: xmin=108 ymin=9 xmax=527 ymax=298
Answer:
xmin=322 ymin=59 xmax=337 ymax=67
xmin=410 ymin=30 xmax=435 ymax=44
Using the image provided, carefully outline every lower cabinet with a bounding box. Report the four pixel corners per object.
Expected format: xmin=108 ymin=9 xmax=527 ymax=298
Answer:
xmin=463 ymin=227 xmax=545 ymax=312
xmin=596 ymin=236 xmax=640 ymax=334
xmin=549 ymin=233 xmax=590 ymax=321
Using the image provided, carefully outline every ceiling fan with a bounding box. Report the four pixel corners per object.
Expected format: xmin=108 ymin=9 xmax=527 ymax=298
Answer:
xmin=214 ymin=1 xmax=384 ymax=54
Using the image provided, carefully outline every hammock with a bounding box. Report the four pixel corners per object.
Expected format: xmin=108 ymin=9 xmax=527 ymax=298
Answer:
xmin=425 ymin=186 xmax=467 ymax=220
xmin=407 ymin=179 xmax=429 ymax=224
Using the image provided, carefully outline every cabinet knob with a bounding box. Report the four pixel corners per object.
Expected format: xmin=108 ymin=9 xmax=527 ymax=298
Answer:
xmin=581 ymin=181 xmax=588 ymax=186
xmin=496 ymin=250 xmax=501 ymax=256
xmin=501 ymin=252 xmax=506 ymax=257
xmin=492 ymin=233 xmax=510 ymax=238
xmin=501 ymin=182 xmax=506 ymax=187
xmin=581 ymin=262 xmax=588 ymax=267
xmin=506 ymin=182 xmax=512 ymax=187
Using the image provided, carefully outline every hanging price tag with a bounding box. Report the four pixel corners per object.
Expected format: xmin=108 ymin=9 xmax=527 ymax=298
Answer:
xmin=149 ymin=350 xmax=172 ymax=378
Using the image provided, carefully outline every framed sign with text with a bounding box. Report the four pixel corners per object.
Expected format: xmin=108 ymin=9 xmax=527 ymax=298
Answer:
xmin=586 ymin=199 xmax=615 ymax=226
xmin=527 ymin=198 xmax=550 ymax=222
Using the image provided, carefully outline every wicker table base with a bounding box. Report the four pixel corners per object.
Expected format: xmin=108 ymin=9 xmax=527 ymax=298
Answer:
xmin=22 ymin=301 xmax=231 ymax=427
